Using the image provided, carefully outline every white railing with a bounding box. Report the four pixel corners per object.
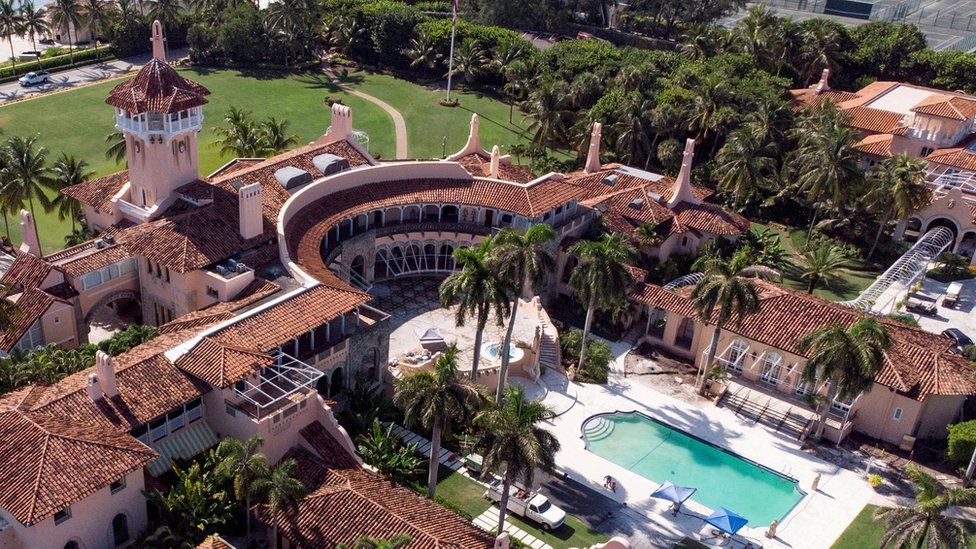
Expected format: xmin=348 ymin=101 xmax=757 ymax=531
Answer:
xmin=233 ymin=351 xmax=323 ymax=420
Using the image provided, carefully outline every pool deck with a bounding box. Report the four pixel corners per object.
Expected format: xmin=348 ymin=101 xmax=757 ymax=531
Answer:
xmin=545 ymin=338 xmax=875 ymax=549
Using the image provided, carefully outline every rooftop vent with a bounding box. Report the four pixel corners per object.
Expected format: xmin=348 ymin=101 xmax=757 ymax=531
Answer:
xmin=647 ymin=191 xmax=663 ymax=202
xmin=274 ymin=166 xmax=313 ymax=191
xmin=602 ymin=174 xmax=619 ymax=186
xmin=312 ymin=154 xmax=350 ymax=176
xmin=628 ymin=198 xmax=644 ymax=210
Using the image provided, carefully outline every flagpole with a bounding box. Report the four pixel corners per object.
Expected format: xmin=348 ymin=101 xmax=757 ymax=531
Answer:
xmin=446 ymin=0 xmax=458 ymax=103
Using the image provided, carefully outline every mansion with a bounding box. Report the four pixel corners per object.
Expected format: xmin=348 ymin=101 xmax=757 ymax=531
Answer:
xmin=0 ymin=22 xmax=748 ymax=549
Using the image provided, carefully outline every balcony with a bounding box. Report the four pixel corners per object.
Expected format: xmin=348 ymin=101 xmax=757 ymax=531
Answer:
xmin=230 ymin=352 xmax=323 ymax=421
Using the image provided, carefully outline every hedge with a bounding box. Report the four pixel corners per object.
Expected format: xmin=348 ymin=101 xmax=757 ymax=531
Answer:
xmin=947 ymin=420 xmax=976 ymax=464
xmin=0 ymin=46 xmax=114 ymax=81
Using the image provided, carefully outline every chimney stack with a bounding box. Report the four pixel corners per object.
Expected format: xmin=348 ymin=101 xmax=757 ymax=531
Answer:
xmin=327 ymin=104 xmax=353 ymax=142
xmin=238 ymin=182 xmax=263 ymax=240
xmin=150 ymin=20 xmax=166 ymax=62
xmin=815 ymin=69 xmax=830 ymax=94
xmin=95 ymin=351 xmax=118 ymax=398
xmin=86 ymin=374 xmax=102 ymax=402
xmin=18 ymin=210 xmax=41 ymax=257
xmin=584 ymin=122 xmax=602 ymax=173
xmin=668 ymin=138 xmax=700 ymax=208
xmin=489 ymin=146 xmax=500 ymax=178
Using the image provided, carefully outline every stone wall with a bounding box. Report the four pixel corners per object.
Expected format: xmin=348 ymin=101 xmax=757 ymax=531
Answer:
xmin=346 ymin=308 xmax=391 ymax=388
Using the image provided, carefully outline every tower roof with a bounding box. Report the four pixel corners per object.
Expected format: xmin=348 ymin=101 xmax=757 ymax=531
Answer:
xmin=106 ymin=57 xmax=210 ymax=114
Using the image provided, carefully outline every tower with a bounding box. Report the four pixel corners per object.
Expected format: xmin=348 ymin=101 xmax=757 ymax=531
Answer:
xmin=105 ymin=20 xmax=211 ymax=220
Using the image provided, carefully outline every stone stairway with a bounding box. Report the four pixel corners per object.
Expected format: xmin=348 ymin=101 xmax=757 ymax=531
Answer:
xmin=719 ymin=386 xmax=812 ymax=440
xmin=537 ymin=304 xmax=561 ymax=374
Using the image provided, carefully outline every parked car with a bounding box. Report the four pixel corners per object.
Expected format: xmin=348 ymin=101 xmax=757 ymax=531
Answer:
xmin=18 ymin=71 xmax=50 ymax=87
xmin=944 ymin=282 xmax=964 ymax=309
xmin=484 ymin=476 xmax=566 ymax=530
xmin=942 ymin=328 xmax=973 ymax=354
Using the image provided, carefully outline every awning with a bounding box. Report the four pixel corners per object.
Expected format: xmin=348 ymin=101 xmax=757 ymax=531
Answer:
xmin=650 ymin=481 xmax=696 ymax=505
xmin=414 ymin=327 xmax=444 ymax=342
xmin=145 ymin=420 xmax=219 ymax=477
xmin=705 ymin=507 xmax=748 ymax=536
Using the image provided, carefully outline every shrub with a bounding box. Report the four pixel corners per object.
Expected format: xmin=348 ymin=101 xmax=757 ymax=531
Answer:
xmin=0 ymin=46 xmax=113 ymax=80
xmin=947 ymin=420 xmax=976 ymax=464
xmin=218 ymin=4 xmax=268 ymax=64
xmin=885 ymin=312 xmax=919 ymax=327
xmin=358 ymin=1 xmax=427 ymax=67
xmin=107 ymin=18 xmax=151 ymax=57
xmin=187 ymin=23 xmax=220 ymax=63
xmin=560 ymin=328 xmax=612 ymax=384
xmin=868 ymin=474 xmax=883 ymax=488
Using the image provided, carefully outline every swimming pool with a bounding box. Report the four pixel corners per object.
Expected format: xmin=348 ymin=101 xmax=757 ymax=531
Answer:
xmin=582 ymin=412 xmax=803 ymax=525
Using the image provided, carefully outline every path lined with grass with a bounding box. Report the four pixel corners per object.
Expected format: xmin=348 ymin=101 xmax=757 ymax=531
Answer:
xmin=326 ymin=68 xmax=408 ymax=158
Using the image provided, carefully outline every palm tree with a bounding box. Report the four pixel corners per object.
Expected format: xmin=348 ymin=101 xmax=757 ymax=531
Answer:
xmin=524 ymin=81 xmax=570 ymax=155
xmin=448 ymin=39 xmax=488 ymax=86
xmin=503 ymin=60 xmax=535 ymax=123
xmin=789 ymin=101 xmax=860 ymax=238
xmin=683 ymin=71 xmax=734 ymax=154
xmin=439 ymin=237 xmax=509 ymax=380
xmin=797 ymin=317 xmax=890 ymax=440
xmin=876 ymin=465 xmax=976 ymax=548
xmin=865 ymin=154 xmax=930 ymax=259
xmin=490 ymin=225 xmax=555 ymax=402
xmin=0 ymin=0 xmax=24 ymax=76
xmin=690 ymin=251 xmax=762 ymax=394
xmin=394 ymin=344 xmax=484 ymax=498
xmin=614 ymin=94 xmax=654 ymax=166
xmin=214 ymin=435 xmax=269 ymax=542
xmin=105 ymin=130 xmax=126 ymax=165
xmin=49 ymin=153 xmax=91 ymax=232
xmin=568 ymin=233 xmax=637 ymax=378
xmin=680 ymin=24 xmax=722 ymax=60
xmin=19 ymin=1 xmax=48 ymax=71
xmin=148 ymin=0 xmax=181 ymax=29
xmin=714 ymin=127 xmax=777 ymax=210
xmin=476 ymin=384 xmax=560 ymax=534
xmin=211 ymin=107 xmax=266 ymax=157
xmin=800 ymin=19 xmax=842 ymax=85
xmin=568 ymin=72 xmax=601 ymax=111
xmin=405 ymin=30 xmax=441 ymax=71
xmin=2 ymin=136 xmax=52 ymax=253
xmin=251 ymin=458 xmax=307 ymax=537
xmin=81 ymin=0 xmax=113 ymax=58
xmin=49 ymin=0 xmax=83 ymax=63
xmin=337 ymin=536 xmax=412 ymax=549
xmin=259 ymin=117 xmax=299 ymax=155
xmin=798 ymin=243 xmax=851 ymax=294
xmin=115 ymin=0 xmax=137 ymax=24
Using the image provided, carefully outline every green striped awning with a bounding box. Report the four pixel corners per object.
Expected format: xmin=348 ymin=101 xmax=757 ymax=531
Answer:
xmin=146 ymin=421 xmax=219 ymax=477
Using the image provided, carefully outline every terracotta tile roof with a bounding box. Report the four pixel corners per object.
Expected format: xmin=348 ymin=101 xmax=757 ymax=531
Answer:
xmin=926 ymin=136 xmax=976 ymax=171
xmin=671 ymin=202 xmax=751 ymax=236
xmin=208 ymin=158 xmax=264 ymax=179
xmin=0 ymin=252 xmax=55 ymax=292
xmin=158 ymin=278 xmax=281 ymax=334
xmin=843 ymin=106 xmax=906 ymax=134
xmin=196 ymin=535 xmax=234 ymax=549
xmin=0 ymin=288 xmax=61 ymax=352
xmin=567 ymin=164 xmax=711 ymax=204
xmin=911 ymin=95 xmax=976 ymax=120
xmin=855 ymin=134 xmax=896 ymax=157
xmin=265 ymin=422 xmax=494 ymax=548
xmin=634 ymin=280 xmax=976 ymax=400
xmin=28 ymin=329 xmax=212 ymax=431
xmin=790 ymin=88 xmax=861 ymax=109
xmin=106 ymin=58 xmax=210 ymax=114
xmin=299 ymin=420 xmax=361 ymax=469
xmin=61 ymin=171 xmax=128 ymax=212
xmin=456 ymin=153 xmax=537 ymax=183
xmin=53 ymin=244 xmax=130 ymax=278
xmin=0 ymin=390 xmax=155 ymax=525
xmin=175 ymin=337 xmax=274 ymax=388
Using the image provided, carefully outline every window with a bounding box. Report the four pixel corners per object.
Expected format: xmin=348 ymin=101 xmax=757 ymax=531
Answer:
xmin=110 ymin=477 xmax=126 ymax=494
xmin=893 ymin=408 xmax=903 ymax=421
xmin=727 ymin=339 xmax=748 ymax=373
xmin=675 ymin=317 xmax=695 ymax=349
xmin=167 ymin=408 xmax=185 ymax=432
xmin=760 ymin=353 xmax=783 ymax=386
xmin=186 ymin=398 xmax=202 ymax=422
xmin=15 ymin=321 xmax=44 ymax=352
xmin=54 ymin=507 xmax=71 ymax=525
xmin=920 ymin=146 xmax=934 ymax=157
xmin=149 ymin=417 xmax=167 ymax=441
xmin=682 ymin=237 xmax=688 ymax=246
xmin=206 ymin=286 xmax=219 ymax=298
xmin=225 ymin=402 xmax=237 ymax=417
xmin=64 ymin=542 xmax=79 ymax=549
xmin=112 ymin=513 xmax=129 ymax=546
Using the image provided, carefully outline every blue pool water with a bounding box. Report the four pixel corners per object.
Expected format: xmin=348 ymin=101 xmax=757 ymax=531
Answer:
xmin=582 ymin=412 xmax=804 ymax=525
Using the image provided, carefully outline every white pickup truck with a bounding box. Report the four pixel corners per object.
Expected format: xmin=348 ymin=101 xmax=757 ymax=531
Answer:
xmin=484 ymin=477 xmax=566 ymax=530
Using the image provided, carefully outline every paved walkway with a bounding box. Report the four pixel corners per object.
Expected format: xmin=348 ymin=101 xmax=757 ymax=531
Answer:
xmin=474 ymin=507 xmax=554 ymax=549
xmin=325 ymin=67 xmax=408 ymax=159
xmin=0 ymin=49 xmax=187 ymax=105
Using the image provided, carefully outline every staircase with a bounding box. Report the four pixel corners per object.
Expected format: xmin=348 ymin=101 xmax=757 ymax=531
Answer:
xmin=537 ymin=305 xmax=562 ymax=374
xmin=719 ymin=386 xmax=812 ymax=440
xmin=582 ymin=416 xmax=615 ymax=443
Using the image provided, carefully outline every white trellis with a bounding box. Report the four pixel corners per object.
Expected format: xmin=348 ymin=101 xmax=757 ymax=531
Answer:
xmin=663 ymin=272 xmax=705 ymax=290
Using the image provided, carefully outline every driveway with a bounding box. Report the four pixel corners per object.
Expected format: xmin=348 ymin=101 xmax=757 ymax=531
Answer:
xmin=0 ymin=49 xmax=186 ymax=105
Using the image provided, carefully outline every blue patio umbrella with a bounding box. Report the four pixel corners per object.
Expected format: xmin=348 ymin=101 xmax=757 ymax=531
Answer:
xmin=705 ymin=507 xmax=748 ymax=536
xmin=650 ymin=481 xmax=697 ymax=505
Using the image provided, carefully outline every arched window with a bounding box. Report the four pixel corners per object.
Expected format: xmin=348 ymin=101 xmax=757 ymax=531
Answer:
xmin=760 ymin=352 xmax=783 ymax=386
xmin=112 ymin=514 xmax=129 ymax=546
xmin=64 ymin=542 xmax=79 ymax=549
xmin=726 ymin=339 xmax=748 ymax=373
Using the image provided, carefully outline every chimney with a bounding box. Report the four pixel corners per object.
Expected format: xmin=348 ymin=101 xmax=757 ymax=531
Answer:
xmin=18 ymin=210 xmax=41 ymax=257
xmin=95 ymin=351 xmax=118 ymax=398
xmin=327 ymin=104 xmax=352 ymax=142
xmin=463 ymin=114 xmax=481 ymax=155
xmin=86 ymin=374 xmax=102 ymax=402
xmin=494 ymin=533 xmax=510 ymax=549
xmin=489 ymin=146 xmax=500 ymax=178
xmin=668 ymin=138 xmax=700 ymax=208
xmin=815 ymin=69 xmax=830 ymax=94
xmin=584 ymin=122 xmax=602 ymax=173
xmin=150 ymin=20 xmax=166 ymax=62
xmin=238 ymin=182 xmax=263 ymax=240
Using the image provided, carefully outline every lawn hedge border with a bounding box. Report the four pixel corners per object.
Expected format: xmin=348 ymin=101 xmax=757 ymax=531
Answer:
xmin=0 ymin=47 xmax=116 ymax=83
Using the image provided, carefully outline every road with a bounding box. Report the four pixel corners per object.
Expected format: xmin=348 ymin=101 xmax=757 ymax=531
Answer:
xmin=0 ymin=49 xmax=187 ymax=105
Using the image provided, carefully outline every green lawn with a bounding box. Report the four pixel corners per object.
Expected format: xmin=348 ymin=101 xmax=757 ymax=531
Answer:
xmin=435 ymin=470 xmax=608 ymax=549
xmin=832 ymin=504 xmax=976 ymax=548
xmin=0 ymin=67 xmax=537 ymax=252
xmin=750 ymin=222 xmax=882 ymax=302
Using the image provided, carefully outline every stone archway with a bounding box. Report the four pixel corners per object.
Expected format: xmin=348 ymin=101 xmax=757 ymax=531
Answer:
xmin=84 ymin=290 xmax=142 ymax=325
xmin=925 ymin=217 xmax=960 ymax=249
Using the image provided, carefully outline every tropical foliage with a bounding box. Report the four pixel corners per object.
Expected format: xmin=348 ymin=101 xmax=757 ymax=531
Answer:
xmin=876 ymin=465 xmax=976 ymax=548
xmin=211 ymin=107 xmax=300 ymax=158
xmin=357 ymin=417 xmax=425 ymax=483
